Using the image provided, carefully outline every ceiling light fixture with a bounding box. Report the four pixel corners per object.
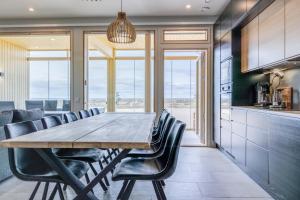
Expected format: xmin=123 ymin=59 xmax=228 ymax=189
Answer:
xmin=28 ymin=7 xmax=35 ymax=12
xmin=106 ymin=0 xmax=136 ymax=43
xmin=185 ymin=4 xmax=192 ymax=9
xmin=50 ymin=38 xmax=56 ymax=41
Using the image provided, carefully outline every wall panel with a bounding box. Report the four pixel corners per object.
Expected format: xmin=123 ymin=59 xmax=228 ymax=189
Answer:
xmin=0 ymin=39 xmax=29 ymax=109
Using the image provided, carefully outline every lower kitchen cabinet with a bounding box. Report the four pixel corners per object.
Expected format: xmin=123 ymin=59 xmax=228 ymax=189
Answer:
xmin=269 ymin=150 xmax=300 ymax=200
xmin=246 ymin=140 xmax=269 ymax=184
xmin=221 ymin=119 xmax=231 ymax=153
xmin=221 ymin=127 xmax=231 ymax=153
xmin=269 ymin=115 xmax=300 ymax=200
xmin=231 ymin=133 xmax=246 ymax=165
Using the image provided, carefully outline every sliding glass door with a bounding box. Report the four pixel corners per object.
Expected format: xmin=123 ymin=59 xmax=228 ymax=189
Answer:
xmin=164 ymin=50 xmax=200 ymax=131
xmin=87 ymin=59 xmax=108 ymax=110
xmin=115 ymin=59 xmax=145 ymax=112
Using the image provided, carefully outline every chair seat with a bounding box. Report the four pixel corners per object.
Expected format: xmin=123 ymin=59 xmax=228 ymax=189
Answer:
xmin=127 ymin=148 xmax=155 ymax=158
xmin=112 ymin=158 xmax=162 ymax=181
xmin=55 ymin=148 xmax=105 ymax=163
xmin=18 ymin=159 xmax=89 ymax=183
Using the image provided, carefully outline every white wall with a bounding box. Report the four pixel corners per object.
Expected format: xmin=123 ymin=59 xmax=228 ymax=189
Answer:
xmin=0 ymin=39 xmax=29 ymax=109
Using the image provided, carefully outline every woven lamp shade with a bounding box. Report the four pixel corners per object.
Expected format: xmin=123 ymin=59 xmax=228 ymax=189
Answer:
xmin=107 ymin=12 xmax=136 ymax=43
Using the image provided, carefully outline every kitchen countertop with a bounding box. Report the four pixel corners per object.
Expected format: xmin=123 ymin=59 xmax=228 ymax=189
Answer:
xmin=232 ymin=106 xmax=300 ymax=119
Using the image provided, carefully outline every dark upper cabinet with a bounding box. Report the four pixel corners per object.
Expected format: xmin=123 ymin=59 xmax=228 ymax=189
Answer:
xmin=214 ymin=19 xmax=221 ymax=44
xmin=220 ymin=3 xmax=232 ymax=38
xmin=220 ymin=32 xmax=232 ymax=62
xmin=246 ymin=0 xmax=259 ymax=11
xmin=213 ymin=43 xmax=221 ymax=146
xmin=232 ymin=0 xmax=247 ymax=28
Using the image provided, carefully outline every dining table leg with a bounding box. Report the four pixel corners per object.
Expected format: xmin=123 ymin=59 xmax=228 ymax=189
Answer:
xmin=73 ymin=149 xmax=131 ymax=200
xmin=35 ymin=148 xmax=99 ymax=200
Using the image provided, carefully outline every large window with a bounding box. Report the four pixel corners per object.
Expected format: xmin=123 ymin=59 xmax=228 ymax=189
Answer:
xmin=88 ymin=59 xmax=107 ymax=109
xmin=115 ymin=59 xmax=145 ymax=112
xmin=85 ymin=32 xmax=154 ymax=112
xmin=29 ymin=50 xmax=71 ymax=110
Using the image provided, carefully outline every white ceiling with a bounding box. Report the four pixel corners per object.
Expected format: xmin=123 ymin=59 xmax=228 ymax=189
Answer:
xmin=0 ymin=0 xmax=230 ymax=19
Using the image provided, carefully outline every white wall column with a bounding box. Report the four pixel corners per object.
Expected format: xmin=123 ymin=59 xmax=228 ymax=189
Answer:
xmin=71 ymin=28 xmax=85 ymax=112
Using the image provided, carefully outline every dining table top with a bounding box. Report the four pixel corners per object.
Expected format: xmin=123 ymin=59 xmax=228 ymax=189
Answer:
xmin=0 ymin=112 xmax=156 ymax=149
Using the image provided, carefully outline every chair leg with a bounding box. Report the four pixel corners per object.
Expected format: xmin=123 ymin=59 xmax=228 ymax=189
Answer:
xmin=29 ymin=181 xmax=41 ymax=200
xmin=88 ymin=162 xmax=108 ymax=191
xmin=85 ymin=174 xmax=94 ymax=194
xmin=57 ymin=183 xmax=65 ymax=200
xmin=152 ymin=181 xmax=163 ymax=200
xmin=48 ymin=183 xmax=59 ymax=200
xmin=106 ymin=149 xmax=113 ymax=161
xmin=42 ymin=182 xmax=49 ymax=200
xmin=99 ymin=160 xmax=110 ymax=186
xmin=160 ymin=180 xmax=166 ymax=186
xmin=117 ymin=180 xmax=129 ymax=200
xmin=63 ymin=184 xmax=67 ymax=191
xmin=119 ymin=180 xmax=135 ymax=200
xmin=88 ymin=162 xmax=98 ymax=176
xmin=154 ymin=181 xmax=167 ymax=200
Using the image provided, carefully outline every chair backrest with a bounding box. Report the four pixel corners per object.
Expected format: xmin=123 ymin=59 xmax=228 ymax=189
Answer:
xmin=41 ymin=115 xmax=63 ymax=129
xmin=79 ymin=110 xmax=91 ymax=119
xmin=0 ymin=101 xmax=15 ymax=112
xmin=4 ymin=121 xmax=53 ymax=180
xmin=12 ymin=109 xmax=44 ymax=123
xmin=44 ymin=100 xmax=58 ymax=111
xmin=25 ymin=100 xmax=44 ymax=110
xmin=153 ymin=116 xmax=175 ymax=153
xmin=157 ymin=120 xmax=186 ymax=179
xmin=0 ymin=111 xmax=13 ymax=141
xmin=62 ymin=100 xmax=70 ymax=111
xmin=157 ymin=109 xmax=170 ymax=134
xmin=90 ymin=108 xmax=100 ymax=116
xmin=64 ymin=112 xmax=78 ymax=123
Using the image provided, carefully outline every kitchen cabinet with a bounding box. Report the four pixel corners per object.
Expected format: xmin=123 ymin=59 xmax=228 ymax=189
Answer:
xmin=221 ymin=119 xmax=231 ymax=153
xmin=220 ymin=4 xmax=232 ymax=38
xmin=258 ymin=0 xmax=285 ymax=66
xmin=269 ymin=115 xmax=300 ymax=199
xmin=232 ymin=0 xmax=247 ymax=27
xmin=213 ymin=43 xmax=221 ymax=145
xmin=214 ymin=19 xmax=222 ymax=44
xmin=285 ymin=0 xmax=300 ymax=59
xmin=232 ymin=133 xmax=246 ymax=165
xmin=241 ymin=17 xmax=259 ymax=72
xmin=220 ymin=32 xmax=232 ymax=62
xmin=231 ymin=107 xmax=247 ymax=124
xmin=246 ymin=140 xmax=269 ymax=184
xmin=246 ymin=0 xmax=259 ymax=11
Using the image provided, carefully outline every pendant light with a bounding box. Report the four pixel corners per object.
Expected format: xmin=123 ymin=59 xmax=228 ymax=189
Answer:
xmin=106 ymin=0 xmax=136 ymax=43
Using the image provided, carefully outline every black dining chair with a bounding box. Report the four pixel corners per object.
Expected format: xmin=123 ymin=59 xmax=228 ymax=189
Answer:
xmin=63 ymin=112 xmax=78 ymax=123
xmin=4 ymin=121 xmax=90 ymax=200
xmin=152 ymin=109 xmax=170 ymax=143
xmin=127 ymin=116 xmax=175 ymax=158
xmin=112 ymin=120 xmax=186 ymax=200
xmin=42 ymin=115 xmax=110 ymax=190
xmin=89 ymin=108 xmax=101 ymax=116
xmin=62 ymin=100 xmax=70 ymax=111
xmin=0 ymin=101 xmax=15 ymax=112
xmin=78 ymin=110 xmax=91 ymax=119
xmin=25 ymin=100 xmax=44 ymax=110
xmin=44 ymin=100 xmax=58 ymax=111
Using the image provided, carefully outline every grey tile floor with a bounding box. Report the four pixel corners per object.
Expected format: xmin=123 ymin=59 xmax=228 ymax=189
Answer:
xmin=0 ymin=147 xmax=273 ymax=200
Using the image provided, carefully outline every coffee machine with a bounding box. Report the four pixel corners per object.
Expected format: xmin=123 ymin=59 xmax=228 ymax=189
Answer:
xmin=255 ymin=81 xmax=271 ymax=107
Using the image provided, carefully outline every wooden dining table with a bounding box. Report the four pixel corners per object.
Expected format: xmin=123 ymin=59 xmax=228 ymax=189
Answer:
xmin=0 ymin=112 xmax=156 ymax=200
